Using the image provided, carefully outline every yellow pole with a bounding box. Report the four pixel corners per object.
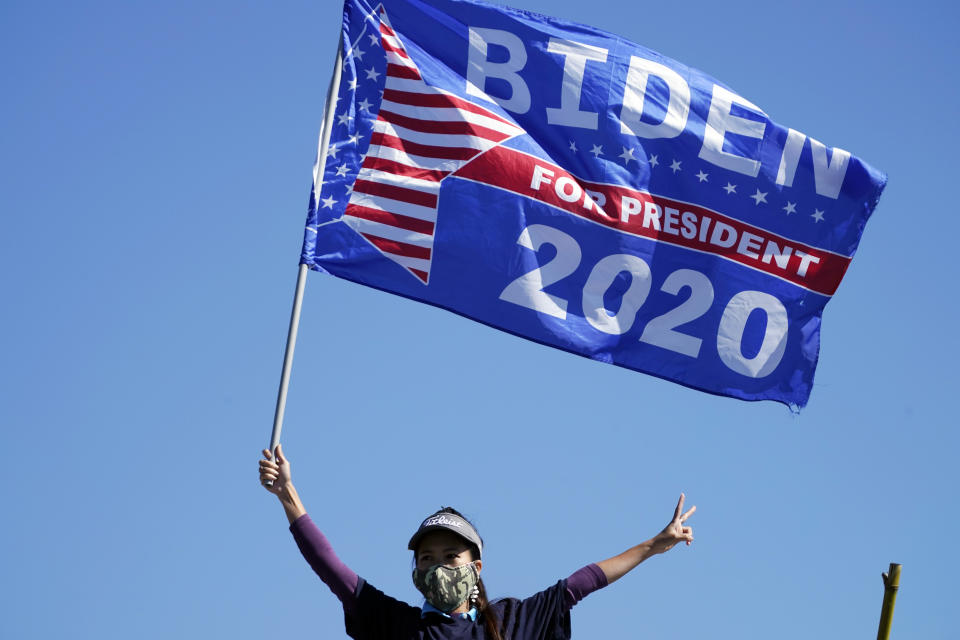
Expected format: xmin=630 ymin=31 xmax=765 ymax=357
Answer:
xmin=876 ymin=563 xmax=901 ymax=640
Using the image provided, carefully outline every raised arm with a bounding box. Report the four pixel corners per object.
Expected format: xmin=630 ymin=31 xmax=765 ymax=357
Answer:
xmin=595 ymin=494 xmax=696 ymax=585
xmin=259 ymin=445 xmax=359 ymax=609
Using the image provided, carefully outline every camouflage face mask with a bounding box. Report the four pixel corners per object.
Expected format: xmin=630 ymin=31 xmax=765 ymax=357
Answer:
xmin=412 ymin=562 xmax=479 ymax=613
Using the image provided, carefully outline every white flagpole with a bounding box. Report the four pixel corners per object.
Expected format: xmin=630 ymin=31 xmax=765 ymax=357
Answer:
xmin=268 ymin=35 xmax=344 ymax=457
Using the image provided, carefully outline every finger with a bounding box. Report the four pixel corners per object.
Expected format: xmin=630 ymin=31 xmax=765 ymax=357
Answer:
xmin=260 ymin=471 xmax=279 ymax=483
xmin=673 ymin=493 xmax=685 ymax=521
xmin=262 ymin=448 xmax=273 ymax=461
xmin=680 ymin=505 xmax=697 ymax=522
xmin=275 ymin=444 xmax=286 ymax=465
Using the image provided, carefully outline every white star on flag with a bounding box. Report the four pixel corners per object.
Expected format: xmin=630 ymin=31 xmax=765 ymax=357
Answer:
xmin=812 ymin=209 xmax=825 ymax=222
xmin=352 ymin=47 xmax=365 ymax=61
xmin=649 ymin=154 xmax=659 ymax=168
xmin=590 ymin=144 xmax=603 ymax=158
xmin=365 ymin=67 xmax=381 ymax=81
xmin=619 ymin=146 xmax=636 ymax=165
xmin=783 ymin=201 xmax=797 ymax=214
xmin=569 ymin=140 xmax=577 ymax=152
xmin=358 ymin=98 xmax=373 ymax=111
xmin=696 ymin=170 xmax=708 ymax=182
xmin=750 ymin=189 xmax=768 ymax=205
xmin=337 ymin=113 xmax=353 ymax=126
xmin=348 ymin=78 xmax=358 ymax=90
xmin=336 ymin=164 xmax=350 ymax=177
xmin=670 ymin=159 xmax=682 ymax=173
xmin=321 ymin=195 xmax=337 ymax=209
xmin=723 ymin=182 xmax=737 ymax=194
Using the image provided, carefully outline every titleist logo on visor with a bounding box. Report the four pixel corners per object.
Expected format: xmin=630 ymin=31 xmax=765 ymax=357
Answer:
xmin=422 ymin=515 xmax=463 ymax=528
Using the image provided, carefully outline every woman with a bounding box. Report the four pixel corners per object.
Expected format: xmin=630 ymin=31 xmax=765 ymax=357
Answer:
xmin=259 ymin=445 xmax=695 ymax=640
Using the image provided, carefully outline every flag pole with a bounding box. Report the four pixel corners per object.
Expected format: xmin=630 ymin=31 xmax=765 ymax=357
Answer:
xmin=876 ymin=563 xmax=902 ymax=640
xmin=268 ymin=34 xmax=344 ymax=456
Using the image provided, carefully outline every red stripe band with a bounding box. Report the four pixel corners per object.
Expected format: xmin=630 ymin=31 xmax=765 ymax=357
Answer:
xmin=362 ymin=233 xmax=431 ymax=260
xmin=382 ymin=89 xmax=516 ymax=125
xmin=387 ymin=64 xmax=421 ymax=80
xmin=370 ymin=132 xmax=478 ymax=161
xmin=452 ymin=146 xmax=851 ymax=296
xmin=361 ymin=156 xmax=449 ymax=182
xmin=378 ymin=110 xmax=509 ymax=141
xmin=344 ymin=203 xmax=436 ymax=235
xmin=382 ymin=40 xmax=409 ymax=58
xmin=353 ymin=178 xmax=439 ymax=208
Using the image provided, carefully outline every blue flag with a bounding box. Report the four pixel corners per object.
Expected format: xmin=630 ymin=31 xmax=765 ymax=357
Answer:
xmin=301 ymin=0 xmax=886 ymax=408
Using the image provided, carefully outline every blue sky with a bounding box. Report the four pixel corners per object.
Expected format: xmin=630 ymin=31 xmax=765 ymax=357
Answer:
xmin=2 ymin=1 xmax=957 ymax=638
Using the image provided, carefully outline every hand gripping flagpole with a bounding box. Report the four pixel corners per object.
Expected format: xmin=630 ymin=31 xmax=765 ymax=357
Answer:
xmin=267 ymin=35 xmax=344 ymax=463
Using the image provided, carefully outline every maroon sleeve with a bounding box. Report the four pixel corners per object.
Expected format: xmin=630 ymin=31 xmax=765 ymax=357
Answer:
xmin=563 ymin=564 xmax=608 ymax=608
xmin=289 ymin=514 xmax=360 ymax=612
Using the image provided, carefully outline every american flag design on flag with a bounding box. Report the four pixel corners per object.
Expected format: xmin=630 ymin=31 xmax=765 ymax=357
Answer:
xmin=309 ymin=4 xmax=524 ymax=284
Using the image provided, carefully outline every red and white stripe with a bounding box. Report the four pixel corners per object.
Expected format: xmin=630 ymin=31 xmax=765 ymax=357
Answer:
xmin=342 ymin=7 xmax=525 ymax=284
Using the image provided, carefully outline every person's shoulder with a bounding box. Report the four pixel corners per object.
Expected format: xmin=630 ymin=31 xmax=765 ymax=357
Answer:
xmin=493 ymin=579 xmax=567 ymax=602
xmin=498 ymin=580 xmax=569 ymax=614
xmin=347 ymin=579 xmax=422 ymax=638
xmin=489 ymin=596 xmax=522 ymax=610
xmin=355 ymin=579 xmax=419 ymax=613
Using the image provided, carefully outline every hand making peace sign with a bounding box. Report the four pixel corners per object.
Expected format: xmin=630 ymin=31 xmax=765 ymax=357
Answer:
xmin=652 ymin=493 xmax=696 ymax=555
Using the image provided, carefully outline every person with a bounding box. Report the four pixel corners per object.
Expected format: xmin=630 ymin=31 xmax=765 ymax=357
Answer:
xmin=259 ymin=445 xmax=695 ymax=640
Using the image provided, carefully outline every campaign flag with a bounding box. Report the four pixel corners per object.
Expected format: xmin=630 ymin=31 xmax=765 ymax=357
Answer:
xmin=301 ymin=0 xmax=886 ymax=408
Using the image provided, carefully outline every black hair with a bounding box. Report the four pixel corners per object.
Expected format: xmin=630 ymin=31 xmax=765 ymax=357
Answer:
xmin=416 ymin=507 xmax=504 ymax=640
